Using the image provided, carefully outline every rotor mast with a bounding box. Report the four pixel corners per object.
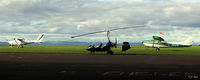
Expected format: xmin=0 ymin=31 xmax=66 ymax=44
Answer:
xmin=107 ymin=31 xmax=110 ymax=42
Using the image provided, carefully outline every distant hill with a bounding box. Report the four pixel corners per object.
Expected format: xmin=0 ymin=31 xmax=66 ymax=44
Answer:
xmin=0 ymin=42 xmax=9 ymax=45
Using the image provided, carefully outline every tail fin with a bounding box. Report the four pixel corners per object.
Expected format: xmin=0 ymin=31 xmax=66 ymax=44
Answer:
xmin=184 ymin=36 xmax=194 ymax=44
xmin=37 ymin=34 xmax=44 ymax=42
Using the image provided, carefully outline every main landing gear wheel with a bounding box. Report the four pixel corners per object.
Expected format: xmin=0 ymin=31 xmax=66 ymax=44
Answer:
xmin=91 ymin=51 xmax=95 ymax=55
xmin=107 ymin=50 xmax=113 ymax=55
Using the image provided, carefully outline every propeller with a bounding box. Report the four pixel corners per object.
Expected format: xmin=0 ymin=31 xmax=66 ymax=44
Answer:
xmin=14 ymin=38 xmax=19 ymax=46
xmin=140 ymin=41 xmax=144 ymax=46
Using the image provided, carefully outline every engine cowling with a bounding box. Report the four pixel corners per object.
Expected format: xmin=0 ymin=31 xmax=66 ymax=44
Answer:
xmin=122 ymin=42 xmax=131 ymax=51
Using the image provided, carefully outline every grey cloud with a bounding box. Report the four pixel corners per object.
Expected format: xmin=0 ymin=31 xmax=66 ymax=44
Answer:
xmin=0 ymin=0 xmax=199 ymax=41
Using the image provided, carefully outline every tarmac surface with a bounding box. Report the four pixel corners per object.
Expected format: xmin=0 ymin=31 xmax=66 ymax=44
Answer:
xmin=0 ymin=53 xmax=200 ymax=80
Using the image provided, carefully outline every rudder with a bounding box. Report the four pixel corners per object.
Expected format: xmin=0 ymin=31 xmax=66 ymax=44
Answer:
xmin=37 ymin=34 xmax=44 ymax=41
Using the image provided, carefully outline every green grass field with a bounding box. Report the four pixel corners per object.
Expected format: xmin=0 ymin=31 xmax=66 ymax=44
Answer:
xmin=0 ymin=45 xmax=200 ymax=55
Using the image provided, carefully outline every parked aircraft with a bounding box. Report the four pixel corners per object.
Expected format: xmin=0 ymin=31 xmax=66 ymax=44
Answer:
xmin=8 ymin=34 xmax=44 ymax=48
xmin=71 ymin=26 xmax=145 ymax=55
xmin=142 ymin=35 xmax=194 ymax=51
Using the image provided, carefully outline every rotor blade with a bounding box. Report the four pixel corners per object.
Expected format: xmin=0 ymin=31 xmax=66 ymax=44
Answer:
xmin=71 ymin=25 xmax=145 ymax=38
xmin=71 ymin=30 xmax=107 ymax=38
xmin=109 ymin=25 xmax=145 ymax=31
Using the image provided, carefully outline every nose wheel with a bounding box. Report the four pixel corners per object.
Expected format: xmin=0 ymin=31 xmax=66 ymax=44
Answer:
xmin=156 ymin=48 xmax=160 ymax=51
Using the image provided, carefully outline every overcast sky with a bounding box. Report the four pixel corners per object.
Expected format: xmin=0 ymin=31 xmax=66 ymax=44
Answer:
xmin=0 ymin=0 xmax=200 ymax=42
